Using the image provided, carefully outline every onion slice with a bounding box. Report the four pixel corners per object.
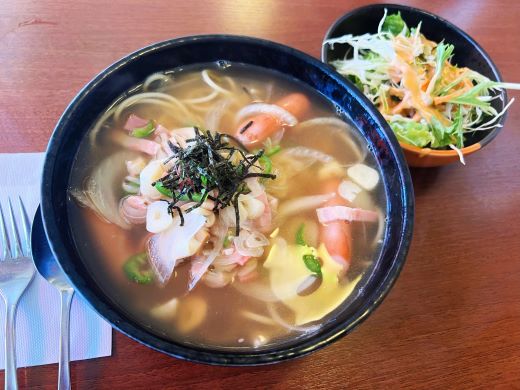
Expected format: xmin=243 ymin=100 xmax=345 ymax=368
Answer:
xmin=233 ymin=281 xmax=280 ymax=302
xmin=267 ymin=304 xmax=321 ymax=334
xmin=148 ymin=212 xmax=206 ymax=286
xmin=71 ymin=151 xmax=136 ymax=229
xmin=295 ymin=117 xmax=349 ymax=131
xmin=316 ymin=205 xmax=379 ymax=224
xmin=235 ymin=103 xmax=297 ymax=126
xmin=294 ymin=117 xmax=365 ymax=163
xmin=188 ymin=221 xmax=227 ymax=290
xmin=120 ymin=195 xmax=147 ymax=225
xmin=244 ymin=178 xmax=264 ymax=198
xmin=282 ymin=146 xmax=334 ymax=163
xmin=169 ymin=127 xmax=197 ymax=149
xmin=372 ymin=208 xmax=386 ymax=247
xmin=241 ymin=311 xmax=277 ymax=326
xmin=277 ymin=193 xmax=335 ymax=219
xmin=205 ymin=98 xmax=231 ymax=131
xmin=203 ymin=269 xmax=233 ymax=288
xmin=245 ymin=231 xmax=269 ymax=248
xmin=234 ymin=230 xmax=265 ymax=258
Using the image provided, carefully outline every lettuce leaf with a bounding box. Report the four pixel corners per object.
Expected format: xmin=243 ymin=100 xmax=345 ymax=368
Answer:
xmin=430 ymin=43 xmax=455 ymax=96
xmin=429 ymin=117 xmax=455 ymax=148
xmin=391 ymin=111 xmax=466 ymax=149
xmin=382 ymin=12 xmax=408 ymax=36
xmin=390 ymin=120 xmax=432 ymax=147
xmin=347 ymin=75 xmax=364 ymax=91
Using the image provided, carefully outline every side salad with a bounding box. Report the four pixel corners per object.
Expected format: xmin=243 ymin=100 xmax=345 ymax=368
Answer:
xmin=324 ymin=10 xmax=519 ymax=163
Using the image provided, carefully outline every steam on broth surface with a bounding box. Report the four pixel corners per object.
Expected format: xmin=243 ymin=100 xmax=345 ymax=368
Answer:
xmin=68 ymin=63 xmax=386 ymax=349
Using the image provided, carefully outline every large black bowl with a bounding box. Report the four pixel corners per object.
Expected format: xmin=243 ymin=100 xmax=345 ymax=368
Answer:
xmin=41 ymin=35 xmax=414 ymax=365
xmin=322 ymin=4 xmax=507 ymax=167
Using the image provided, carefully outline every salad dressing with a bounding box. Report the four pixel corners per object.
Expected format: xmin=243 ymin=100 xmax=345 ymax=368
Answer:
xmin=393 ymin=53 xmax=450 ymax=126
xmin=325 ymin=10 xmax=520 ymax=159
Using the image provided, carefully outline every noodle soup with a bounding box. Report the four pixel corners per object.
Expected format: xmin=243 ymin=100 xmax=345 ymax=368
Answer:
xmin=68 ymin=63 xmax=385 ymax=349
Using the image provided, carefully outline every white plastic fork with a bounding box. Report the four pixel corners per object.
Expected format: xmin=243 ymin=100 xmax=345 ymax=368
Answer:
xmin=0 ymin=198 xmax=35 ymax=390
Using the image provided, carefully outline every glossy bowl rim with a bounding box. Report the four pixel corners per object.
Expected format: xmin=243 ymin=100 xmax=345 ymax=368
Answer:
xmin=41 ymin=34 xmax=414 ymax=366
xmin=321 ymin=3 xmax=508 ymax=159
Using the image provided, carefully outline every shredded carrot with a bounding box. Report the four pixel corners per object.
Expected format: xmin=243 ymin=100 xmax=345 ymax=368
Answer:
xmin=433 ymin=88 xmax=466 ymax=105
xmin=421 ymin=76 xmax=431 ymax=91
xmin=326 ymin=11 xmax=519 ymax=154
xmin=391 ymin=97 xmax=411 ymax=115
xmin=463 ymin=78 xmax=474 ymax=88
xmin=388 ymin=87 xmax=405 ymax=98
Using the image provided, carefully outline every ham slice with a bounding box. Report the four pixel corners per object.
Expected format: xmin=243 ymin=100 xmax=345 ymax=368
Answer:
xmin=124 ymin=114 xmax=149 ymax=131
xmin=223 ymin=249 xmax=251 ymax=266
xmin=125 ymin=137 xmax=160 ymax=156
xmin=112 ymin=131 xmax=160 ymax=156
xmin=254 ymin=192 xmax=272 ymax=233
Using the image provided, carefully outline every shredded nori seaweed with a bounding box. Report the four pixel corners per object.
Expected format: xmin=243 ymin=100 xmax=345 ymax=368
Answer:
xmin=153 ymin=128 xmax=275 ymax=234
xmin=239 ymin=120 xmax=254 ymax=134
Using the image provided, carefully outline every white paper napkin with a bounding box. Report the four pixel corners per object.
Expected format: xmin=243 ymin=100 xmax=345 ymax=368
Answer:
xmin=0 ymin=153 xmax=112 ymax=369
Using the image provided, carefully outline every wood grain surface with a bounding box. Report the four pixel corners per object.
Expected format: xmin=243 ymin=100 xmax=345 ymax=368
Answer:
xmin=1 ymin=0 xmax=520 ymax=388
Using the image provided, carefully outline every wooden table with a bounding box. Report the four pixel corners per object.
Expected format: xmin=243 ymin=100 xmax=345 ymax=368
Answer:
xmin=1 ymin=0 xmax=519 ymax=388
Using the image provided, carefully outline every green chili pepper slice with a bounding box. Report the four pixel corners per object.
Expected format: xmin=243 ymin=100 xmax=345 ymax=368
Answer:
xmin=265 ymin=144 xmax=281 ymax=157
xmin=130 ymin=120 xmax=156 ymax=138
xmin=154 ymin=182 xmax=174 ymax=198
xmin=123 ymin=253 xmax=154 ymax=284
xmin=154 ymin=182 xmax=203 ymax=202
xmin=296 ymin=224 xmax=322 ymax=276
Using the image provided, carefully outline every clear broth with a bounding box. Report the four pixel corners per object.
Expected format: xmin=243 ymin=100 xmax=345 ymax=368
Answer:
xmin=68 ymin=63 xmax=385 ymax=349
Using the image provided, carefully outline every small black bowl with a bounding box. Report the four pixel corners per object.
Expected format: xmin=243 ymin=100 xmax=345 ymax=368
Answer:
xmin=322 ymin=4 xmax=507 ymax=167
xmin=40 ymin=35 xmax=414 ymax=365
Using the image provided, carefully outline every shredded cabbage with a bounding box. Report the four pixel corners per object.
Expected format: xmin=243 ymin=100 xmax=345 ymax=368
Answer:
xmin=324 ymin=9 xmax=520 ymax=162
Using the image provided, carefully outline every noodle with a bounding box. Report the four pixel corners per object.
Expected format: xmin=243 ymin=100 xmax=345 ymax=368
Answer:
xmin=70 ymin=63 xmax=384 ymax=349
